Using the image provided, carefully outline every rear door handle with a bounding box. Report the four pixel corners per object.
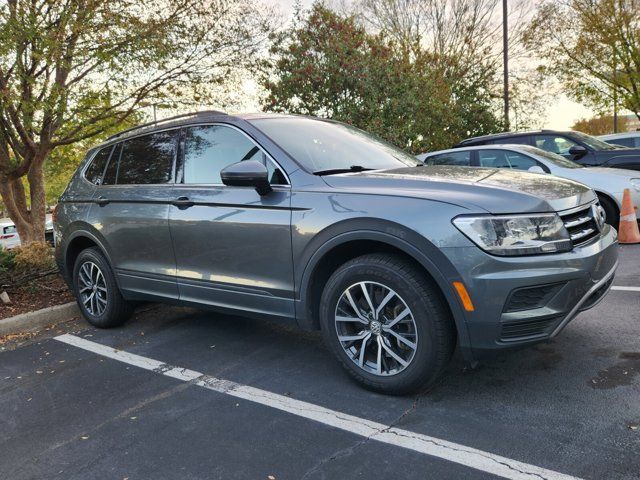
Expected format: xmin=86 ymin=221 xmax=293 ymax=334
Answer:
xmin=96 ymin=196 xmax=110 ymax=206
xmin=172 ymin=196 xmax=194 ymax=209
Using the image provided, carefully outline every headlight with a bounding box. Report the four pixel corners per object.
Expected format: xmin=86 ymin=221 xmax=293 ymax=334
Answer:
xmin=453 ymin=213 xmax=572 ymax=256
xmin=630 ymin=179 xmax=640 ymax=192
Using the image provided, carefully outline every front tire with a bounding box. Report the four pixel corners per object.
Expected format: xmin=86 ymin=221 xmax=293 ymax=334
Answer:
xmin=319 ymin=254 xmax=456 ymax=395
xmin=73 ymin=247 xmax=133 ymax=328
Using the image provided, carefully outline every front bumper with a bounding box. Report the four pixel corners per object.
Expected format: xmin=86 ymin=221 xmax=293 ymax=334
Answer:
xmin=443 ymin=224 xmax=619 ymax=357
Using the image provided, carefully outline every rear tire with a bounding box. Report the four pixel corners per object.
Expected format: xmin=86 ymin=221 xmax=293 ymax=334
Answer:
xmin=73 ymin=247 xmax=133 ymax=328
xmin=319 ymin=254 xmax=456 ymax=395
xmin=597 ymin=194 xmax=619 ymax=228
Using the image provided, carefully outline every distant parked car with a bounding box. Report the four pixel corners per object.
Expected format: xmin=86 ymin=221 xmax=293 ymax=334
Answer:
xmin=418 ymin=145 xmax=640 ymax=226
xmin=0 ymin=215 xmax=54 ymax=250
xmin=599 ymin=132 xmax=640 ymax=148
xmin=455 ymin=129 xmax=640 ymax=171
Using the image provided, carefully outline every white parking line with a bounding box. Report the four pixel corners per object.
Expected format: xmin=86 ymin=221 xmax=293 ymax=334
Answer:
xmin=611 ymin=286 xmax=640 ymax=292
xmin=55 ymin=333 xmax=581 ymax=480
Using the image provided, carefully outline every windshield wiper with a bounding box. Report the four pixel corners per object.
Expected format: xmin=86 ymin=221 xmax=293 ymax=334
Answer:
xmin=313 ymin=165 xmax=373 ymax=176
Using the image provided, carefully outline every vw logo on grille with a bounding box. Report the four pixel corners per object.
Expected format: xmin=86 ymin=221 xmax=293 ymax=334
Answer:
xmin=592 ymin=204 xmax=606 ymax=231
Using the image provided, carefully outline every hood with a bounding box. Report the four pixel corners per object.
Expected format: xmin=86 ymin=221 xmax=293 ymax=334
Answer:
xmin=321 ymin=166 xmax=596 ymax=214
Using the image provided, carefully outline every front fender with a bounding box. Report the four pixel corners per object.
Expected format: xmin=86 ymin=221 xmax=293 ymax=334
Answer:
xmin=295 ymin=223 xmax=474 ymax=361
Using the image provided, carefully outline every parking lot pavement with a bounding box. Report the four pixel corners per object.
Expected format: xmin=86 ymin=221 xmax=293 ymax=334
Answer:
xmin=1 ymin=246 xmax=639 ymax=480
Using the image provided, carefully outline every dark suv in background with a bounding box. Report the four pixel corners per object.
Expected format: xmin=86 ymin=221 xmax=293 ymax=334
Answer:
xmin=55 ymin=112 xmax=618 ymax=394
xmin=456 ymin=129 xmax=640 ymax=171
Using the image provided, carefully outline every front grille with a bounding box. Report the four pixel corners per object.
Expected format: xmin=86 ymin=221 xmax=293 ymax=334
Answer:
xmin=500 ymin=316 xmax=561 ymax=341
xmin=503 ymin=283 xmax=565 ymax=312
xmin=560 ymin=203 xmax=601 ymax=246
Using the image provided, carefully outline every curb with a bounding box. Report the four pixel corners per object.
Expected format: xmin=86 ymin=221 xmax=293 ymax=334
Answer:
xmin=0 ymin=301 xmax=80 ymax=337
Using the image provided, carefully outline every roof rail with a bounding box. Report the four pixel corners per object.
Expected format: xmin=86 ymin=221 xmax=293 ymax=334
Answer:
xmin=106 ymin=110 xmax=227 ymax=141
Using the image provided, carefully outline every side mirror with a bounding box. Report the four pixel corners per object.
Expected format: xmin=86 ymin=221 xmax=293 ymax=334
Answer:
xmin=568 ymin=145 xmax=588 ymax=158
xmin=220 ymin=160 xmax=272 ymax=196
xmin=528 ymin=165 xmax=546 ymax=174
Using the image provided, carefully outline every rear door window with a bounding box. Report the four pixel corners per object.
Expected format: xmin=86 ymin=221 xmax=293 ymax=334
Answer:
xmin=426 ymin=151 xmax=471 ymax=166
xmin=84 ymin=146 xmax=113 ymax=185
xmin=487 ymin=136 xmax=531 ymax=146
xmin=102 ymin=144 xmax=120 ymax=185
xmin=116 ymin=131 xmax=176 ymax=185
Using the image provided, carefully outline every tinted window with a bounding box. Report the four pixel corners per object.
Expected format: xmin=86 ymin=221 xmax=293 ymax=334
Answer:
xmin=479 ymin=150 xmax=538 ymax=170
xmin=183 ymin=125 xmax=286 ymax=185
xmin=427 ymin=151 xmax=471 ymax=166
xmin=102 ymin=144 xmax=120 ymax=185
xmin=250 ymin=118 xmax=420 ymax=173
xmin=116 ymin=131 xmax=176 ymax=185
xmin=518 ymin=145 xmax=583 ymax=168
xmin=85 ymin=147 xmax=112 ymax=185
xmin=608 ymin=137 xmax=636 ymax=148
xmin=534 ymin=135 xmax=578 ymax=155
xmin=487 ymin=136 xmax=530 ymax=145
xmin=571 ymin=131 xmax=617 ymax=150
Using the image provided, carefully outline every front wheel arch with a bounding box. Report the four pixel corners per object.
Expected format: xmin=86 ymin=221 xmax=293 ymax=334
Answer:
xmin=297 ymin=230 xmax=473 ymax=361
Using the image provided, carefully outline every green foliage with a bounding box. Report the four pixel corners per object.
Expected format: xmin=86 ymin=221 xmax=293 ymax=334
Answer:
xmin=0 ymin=248 xmax=16 ymax=278
xmin=0 ymin=0 xmax=272 ymax=242
xmin=43 ymin=112 xmax=143 ymax=205
xmin=262 ymin=3 xmax=502 ymax=153
xmin=525 ymin=0 xmax=640 ymax=120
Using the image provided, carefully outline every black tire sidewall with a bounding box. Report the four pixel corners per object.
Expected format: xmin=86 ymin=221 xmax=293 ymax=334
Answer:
xmin=319 ymin=257 xmax=448 ymax=394
xmin=73 ymin=248 xmax=126 ymax=328
xmin=598 ymin=195 xmax=618 ymax=227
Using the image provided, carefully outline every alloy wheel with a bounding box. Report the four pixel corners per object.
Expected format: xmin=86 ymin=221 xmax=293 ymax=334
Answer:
xmin=334 ymin=281 xmax=418 ymax=376
xmin=78 ymin=261 xmax=108 ymax=317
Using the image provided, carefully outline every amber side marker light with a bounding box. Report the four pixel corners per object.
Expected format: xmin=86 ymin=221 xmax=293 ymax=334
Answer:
xmin=452 ymin=281 xmax=475 ymax=312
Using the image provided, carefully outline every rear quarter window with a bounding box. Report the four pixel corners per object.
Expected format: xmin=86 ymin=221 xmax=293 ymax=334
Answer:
xmin=84 ymin=146 xmax=113 ymax=185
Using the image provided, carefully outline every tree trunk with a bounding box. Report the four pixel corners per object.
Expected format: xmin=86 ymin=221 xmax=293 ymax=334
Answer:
xmin=0 ymin=152 xmax=48 ymax=245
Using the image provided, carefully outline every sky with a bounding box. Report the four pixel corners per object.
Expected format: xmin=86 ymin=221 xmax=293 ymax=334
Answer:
xmin=262 ymin=0 xmax=596 ymax=130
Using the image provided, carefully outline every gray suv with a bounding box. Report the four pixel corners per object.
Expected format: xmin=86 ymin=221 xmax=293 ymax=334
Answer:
xmin=55 ymin=112 xmax=619 ymax=394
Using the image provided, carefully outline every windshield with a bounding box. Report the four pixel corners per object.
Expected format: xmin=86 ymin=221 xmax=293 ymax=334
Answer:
xmin=250 ymin=117 xmax=421 ymax=173
xmin=570 ymin=131 xmax=619 ymax=151
xmin=518 ymin=145 xmax=584 ymax=168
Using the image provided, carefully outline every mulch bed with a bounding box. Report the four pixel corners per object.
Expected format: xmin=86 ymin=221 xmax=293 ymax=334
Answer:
xmin=0 ymin=273 xmax=75 ymax=320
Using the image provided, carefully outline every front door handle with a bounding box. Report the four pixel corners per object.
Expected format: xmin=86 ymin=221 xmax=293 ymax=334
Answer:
xmin=172 ymin=196 xmax=195 ymax=209
xmin=96 ymin=196 xmax=110 ymax=206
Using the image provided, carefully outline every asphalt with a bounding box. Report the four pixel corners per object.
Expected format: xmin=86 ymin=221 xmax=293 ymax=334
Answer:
xmin=1 ymin=246 xmax=639 ymax=480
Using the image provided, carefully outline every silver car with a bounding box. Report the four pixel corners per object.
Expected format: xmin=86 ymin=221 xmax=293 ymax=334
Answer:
xmin=55 ymin=112 xmax=619 ymax=394
xmin=419 ymin=145 xmax=640 ymax=226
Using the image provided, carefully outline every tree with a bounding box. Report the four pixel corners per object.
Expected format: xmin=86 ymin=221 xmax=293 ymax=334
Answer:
xmin=572 ymin=115 xmax=628 ymax=136
xmin=354 ymin=0 xmax=543 ymax=128
xmin=525 ymin=0 xmax=640 ymax=121
xmin=0 ymin=0 xmax=271 ymax=243
xmin=262 ymin=3 xmax=501 ymax=153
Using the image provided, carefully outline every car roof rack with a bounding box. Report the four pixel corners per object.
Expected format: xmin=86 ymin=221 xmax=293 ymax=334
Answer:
xmin=106 ymin=110 xmax=227 ymax=141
